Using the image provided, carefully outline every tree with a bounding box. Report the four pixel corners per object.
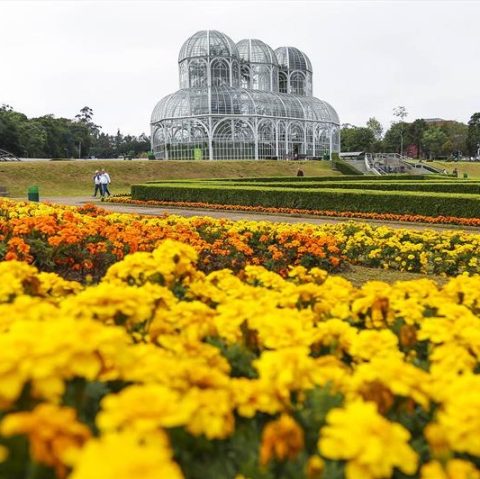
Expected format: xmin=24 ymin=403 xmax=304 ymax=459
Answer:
xmin=0 ymin=105 xmax=151 ymax=159
xmin=366 ymin=117 xmax=383 ymax=141
xmin=383 ymin=122 xmax=412 ymax=154
xmin=408 ymin=119 xmax=427 ymax=158
xmin=340 ymin=125 xmax=375 ymax=152
xmin=466 ymin=113 xmax=480 ymax=157
xmin=0 ymin=106 xmax=22 ymax=155
xmin=439 ymin=121 xmax=467 ymax=158
xmin=392 ymin=106 xmax=408 ymax=156
xmin=422 ymin=127 xmax=448 ymax=159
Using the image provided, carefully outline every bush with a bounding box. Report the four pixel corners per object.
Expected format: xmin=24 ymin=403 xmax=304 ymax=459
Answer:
xmin=232 ymin=180 xmax=480 ymax=194
xmin=131 ymin=182 xmax=480 ymax=218
xmin=332 ymin=158 xmax=363 ymax=175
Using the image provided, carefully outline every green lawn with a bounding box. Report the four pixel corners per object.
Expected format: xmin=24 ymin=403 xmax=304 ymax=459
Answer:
xmin=0 ymin=160 xmax=340 ymax=197
xmin=432 ymin=160 xmax=480 ymax=178
xmin=340 ymin=264 xmax=446 ymax=287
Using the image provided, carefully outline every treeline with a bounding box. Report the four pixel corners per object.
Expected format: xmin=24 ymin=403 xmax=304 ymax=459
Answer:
xmin=0 ymin=105 xmax=151 ymax=159
xmin=341 ymin=109 xmax=480 ymax=159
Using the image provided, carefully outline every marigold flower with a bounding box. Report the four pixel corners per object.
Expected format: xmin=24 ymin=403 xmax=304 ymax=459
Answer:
xmin=69 ymin=431 xmax=183 ymax=479
xmin=421 ymin=459 xmax=480 ymax=479
xmin=1 ymin=404 xmax=91 ymax=478
xmin=319 ymin=400 xmax=418 ymax=479
xmin=260 ymin=414 xmax=305 ymax=465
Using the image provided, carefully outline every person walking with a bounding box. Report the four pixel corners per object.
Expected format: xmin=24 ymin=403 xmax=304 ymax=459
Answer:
xmin=92 ymin=170 xmax=102 ymax=197
xmin=99 ymin=169 xmax=111 ymax=198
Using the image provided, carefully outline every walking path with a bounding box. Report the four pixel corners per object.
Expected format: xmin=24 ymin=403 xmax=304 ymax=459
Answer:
xmin=39 ymin=196 xmax=480 ymax=233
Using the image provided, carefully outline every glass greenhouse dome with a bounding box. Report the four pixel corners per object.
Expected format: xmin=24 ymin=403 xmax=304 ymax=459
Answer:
xmin=151 ymin=30 xmax=340 ymax=160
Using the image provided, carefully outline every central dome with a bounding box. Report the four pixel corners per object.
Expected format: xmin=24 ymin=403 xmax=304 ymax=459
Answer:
xmin=178 ymin=30 xmax=239 ymax=62
xmin=236 ymin=39 xmax=278 ymax=66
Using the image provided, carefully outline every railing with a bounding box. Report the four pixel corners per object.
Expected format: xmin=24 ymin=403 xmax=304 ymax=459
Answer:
xmin=0 ymin=149 xmax=20 ymax=162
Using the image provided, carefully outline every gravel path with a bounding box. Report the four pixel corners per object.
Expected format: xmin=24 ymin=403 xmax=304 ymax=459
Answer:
xmin=39 ymin=196 xmax=480 ymax=232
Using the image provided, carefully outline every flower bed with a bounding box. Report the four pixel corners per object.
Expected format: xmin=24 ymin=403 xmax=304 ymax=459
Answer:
xmin=0 ymin=241 xmax=479 ymax=478
xmin=0 ymin=199 xmax=343 ymax=281
xmin=3 ymin=199 xmax=480 ymax=280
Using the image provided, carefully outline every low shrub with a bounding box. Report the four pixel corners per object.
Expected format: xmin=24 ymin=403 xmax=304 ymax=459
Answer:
xmin=132 ymin=182 xmax=480 ymax=218
xmin=332 ymin=158 xmax=363 ymax=175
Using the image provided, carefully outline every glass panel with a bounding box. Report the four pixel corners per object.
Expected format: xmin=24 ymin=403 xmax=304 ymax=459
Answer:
xmin=211 ymin=59 xmax=230 ymax=87
xmin=290 ymin=72 xmax=305 ymax=96
xmin=189 ymin=59 xmax=207 ymax=88
xmin=279 ymin=72 xmax=288 ymax=93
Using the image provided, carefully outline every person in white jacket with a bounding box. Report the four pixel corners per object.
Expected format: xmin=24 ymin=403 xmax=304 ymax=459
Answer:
xmin=99 ymin=169 xmax=111 ymax=197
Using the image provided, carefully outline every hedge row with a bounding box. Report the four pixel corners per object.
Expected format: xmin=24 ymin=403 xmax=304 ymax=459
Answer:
xmin=131 ymin=182 xmax=480 ymax=218
xmin=216 ymin=181 xmax=480 ymax=194
xmin=149 ymin=174 xmax=432 ymax=184
xmin=332 ymin=159 xmax=363 ymax=175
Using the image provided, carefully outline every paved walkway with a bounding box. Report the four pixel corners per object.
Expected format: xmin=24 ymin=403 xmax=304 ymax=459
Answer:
xmin=38 ymin=196 xmax=480 ymax=233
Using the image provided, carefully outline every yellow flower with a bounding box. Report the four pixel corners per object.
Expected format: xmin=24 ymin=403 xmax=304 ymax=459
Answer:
xmin=149 ymin=300 xmax=217 ymax=342
xmin=69 ymin=431 xmax=183 ymax=479
xmin=319 ymin=400 xmax=417 ymax=479
xmin=0 ymin=445 xmax=8 ymax=462
xmin=104 ymin=239 xmax=199 ymax=287
xmin=421 ymin=459 xmax=480 ymax=479
xmin=61 ymin=283 xmax=156 ymax=328
xmin=260 ymin=414 xmax=305 ymax=465
xmin=433 ymin=374 xmax=480 ymax=456
xmin=306 ymin=455 xmax=325 ymax=479
xmin=97 ymin=384 xmax=197 ymax=434
xmin=348 ymin=356 xmax=430 ymax=410
xmin=254 ymin=347 xmax=317 ymax=401
xmin=185 ymin=387 xmax=235 ymax=439
xmin=0 ymin=317 xmax=131 ymax=405
xmin=351 ymin=282 xmax=394 ymax=328
xmin=230 ymin=378 xmax=284 ymax=417
xmin=348 ymin=329 xmax=402 ymax=362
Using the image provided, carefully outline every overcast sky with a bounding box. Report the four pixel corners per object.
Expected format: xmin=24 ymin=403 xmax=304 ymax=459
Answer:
xmin=1 ymin=0 xmax=479 ymax=136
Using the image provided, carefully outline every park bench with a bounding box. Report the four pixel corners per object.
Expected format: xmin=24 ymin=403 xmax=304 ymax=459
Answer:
xmin=0 ymin=186 xmax=9 ymax=197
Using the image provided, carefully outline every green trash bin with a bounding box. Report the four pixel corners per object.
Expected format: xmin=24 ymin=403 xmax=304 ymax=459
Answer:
xmin=27 ymin=186 xmax=39 ymax=202
xmin=463 ymin=173 xmax=468 ymax=179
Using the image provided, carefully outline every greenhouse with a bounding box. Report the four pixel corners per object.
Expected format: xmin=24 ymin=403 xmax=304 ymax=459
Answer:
xmin=151 ymin=30 xmax=340 ymax=160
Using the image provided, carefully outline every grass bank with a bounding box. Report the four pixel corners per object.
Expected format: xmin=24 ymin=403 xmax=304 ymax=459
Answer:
xmin=0 ymin=160 xmax=339 ymax=197
xmin=431 ymin=160 xmax=480 ymax=178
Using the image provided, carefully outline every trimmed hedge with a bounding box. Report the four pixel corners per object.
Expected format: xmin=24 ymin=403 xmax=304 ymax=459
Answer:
xmin=332 ymin=159 xmax=363 ymax=175
xmin=131 ymin=182 xmax=480 ymax=218
xmin=216 ymin=181 xmax=480 ymax=194
xmin=148 ymin=174 xmax=432 ymax=184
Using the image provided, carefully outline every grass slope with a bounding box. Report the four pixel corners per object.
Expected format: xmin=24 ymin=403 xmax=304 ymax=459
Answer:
xmin=0 ymin=160 xmax=339 ymax=197
xmin=432 ymin=160 xmax=480 ymax=178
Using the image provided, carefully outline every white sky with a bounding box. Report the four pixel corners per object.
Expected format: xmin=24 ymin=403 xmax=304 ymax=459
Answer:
xmin=0 ymin=0 xmax=479 ymax=136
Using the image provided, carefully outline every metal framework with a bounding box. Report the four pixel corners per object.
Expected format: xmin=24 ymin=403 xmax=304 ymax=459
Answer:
xmin=0 ymin=149 xmax=20 ymax=162
xmin=151 ymin=30 xmax=340 ymax=160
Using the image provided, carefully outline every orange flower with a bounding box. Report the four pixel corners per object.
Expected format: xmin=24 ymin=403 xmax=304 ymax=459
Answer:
xmin=1 ymin=404 xmax=91 ymax=478
xmin=260 ymin=414 xmax=305 ymax=466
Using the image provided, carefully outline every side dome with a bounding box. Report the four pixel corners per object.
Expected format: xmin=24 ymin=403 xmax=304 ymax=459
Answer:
xmin=178 ymin=30 xmax=239 ymax=62
xmin=274 ymin=46 xmax=312 ymax=72
xmin=236 ymin=39 xmax=278 ymax=66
